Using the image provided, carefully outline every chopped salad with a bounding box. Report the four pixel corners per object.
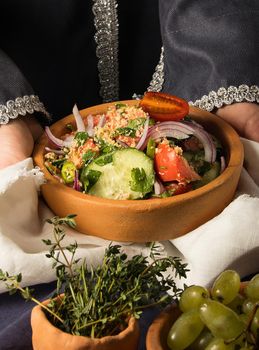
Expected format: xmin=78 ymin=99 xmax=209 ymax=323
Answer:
xmin=44 ymin=93 xmax=225 ymax=200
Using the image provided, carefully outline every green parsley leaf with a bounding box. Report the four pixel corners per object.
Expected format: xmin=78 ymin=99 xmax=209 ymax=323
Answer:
xmin=95 ymin=138 xmax=117 ymax=154
xmin=82 ymin=150 xmax=96 ymax=165
xmin=115 ymin=103 xmax=127 ymax=109
xmin=127 ymin=118 xmax=146 ymax=129
xmin=74 ymin=132 xmax=89 ymax=146
xmin=81 ymin=169 xmax=102 ymax=191
xmin=52 ymin=158 xmax=66 ymax=168
xmin=66 ymin=123 xmax=74 ymax=132
xmin=130 ymin=167 xmax=153 ymax=194
xmin=94 ymin=153 xmax=113 ymax=166
xmin=114 ymin=127 xmax=136 ymax=137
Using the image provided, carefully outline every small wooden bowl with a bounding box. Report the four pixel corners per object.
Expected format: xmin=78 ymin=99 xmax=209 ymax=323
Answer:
xmin=146 ymin=282 xmax=248 ymax=350
xmin=33 ymin=100 xmax=244 ymax=242
xmin=31 ymin=297 xmax=140 ymax=350
xmin=146 ymin=304 xmax=181 ymax=350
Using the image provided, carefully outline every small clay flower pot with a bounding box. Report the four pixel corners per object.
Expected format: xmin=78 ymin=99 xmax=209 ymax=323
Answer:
xmin=31 ymin=299 xmax=140 ymax=350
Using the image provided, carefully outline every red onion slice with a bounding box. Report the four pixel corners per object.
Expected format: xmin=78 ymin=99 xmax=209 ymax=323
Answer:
xmin=192 ymin=127 xmax=216 ymax=163
xmin=182 ymin=119 xmax=204 ymax=129
xmin=154 ymin=178 xmax=165 ymax=195
xmin=147 ymin=127 xmax=190 ymax=142
xmin=72 ymin=104 xmax=86 ymax=132
xmin=140 ymin=122 xmax=191 ymax=151
xmin=116 ymin=139 xmax=129 ymax=148
xmin=140 ymin=121 xmax=216 ymax=163
xmin=73 ymin=170 xmax=81 ymax=191
xmin=97 ymin=114 xmax=106 ymax=128
xmin=45 ymin=147 xmax=65 ymax=155
xmin=135 ymin=117 xmax=150 ymax=150
xmin=86 ymin=115 xmax=94 ymax=137
xmin=45 ymin=127 xmax=72 ymax=148
xmin=220 ymin=156 xmax=226 ymax=173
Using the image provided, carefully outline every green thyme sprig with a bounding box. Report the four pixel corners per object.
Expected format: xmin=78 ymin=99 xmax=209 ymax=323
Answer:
xmin=0 ymin=270 xmax=64 ymax=324
xmin=0 ymin=215 xmax=189 ymax=338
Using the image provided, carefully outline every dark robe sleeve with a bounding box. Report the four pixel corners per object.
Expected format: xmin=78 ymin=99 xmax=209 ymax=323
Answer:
xmin=159 ymin=0 xmax=259 ymax=111
xmin=0 ymin=49 xmax=50 ymax=125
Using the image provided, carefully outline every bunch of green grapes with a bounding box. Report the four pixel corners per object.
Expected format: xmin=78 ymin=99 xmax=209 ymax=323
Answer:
xmin=167 ymin=270 xmax=259 ymax=350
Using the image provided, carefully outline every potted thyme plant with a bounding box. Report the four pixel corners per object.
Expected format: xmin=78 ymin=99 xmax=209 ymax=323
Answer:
xmin=0 ymin=215 xmax=188 ymax=350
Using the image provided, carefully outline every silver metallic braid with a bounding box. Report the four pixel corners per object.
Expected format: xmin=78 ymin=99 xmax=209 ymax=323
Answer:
xmin=0 ymin=95 xmax=50 ymax=125
xmin=92 ymin=0 xmax=119 ymax=102
xmin=148 ymin=46 xmax=164 ymax=92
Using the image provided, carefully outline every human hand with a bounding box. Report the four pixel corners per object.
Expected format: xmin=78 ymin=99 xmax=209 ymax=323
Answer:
xmin=0 ymin=117 xmax=43 ymax=170
xmin=216 ymin=102 xmax=259 ymax=142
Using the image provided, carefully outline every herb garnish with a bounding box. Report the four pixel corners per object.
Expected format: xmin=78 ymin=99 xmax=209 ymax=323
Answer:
xmin=74 ymin=131 xmax=89 ymax=146
xmin=95 ymin=138 xmax=117 ymax=154
xmin=127 ymin=118 xmax=146 ymax=129
xmin=81 ymin=169 xmax=102 ymax=191
xmin=114 ymin=127 xmax=136 ymax=137
xmin=0 ymin=216 xmax=188 ymax=338
xmin=130 ymin=167 xmax=154 ymax=194
xmin=82 ymin=150 xmax=96 ymax=165
xmin=94 ymin=153 xmax=113 ymax=166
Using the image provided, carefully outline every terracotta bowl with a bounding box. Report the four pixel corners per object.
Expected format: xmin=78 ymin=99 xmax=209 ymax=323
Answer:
xmin=33 ymin=100 xmax=244 ymax=242
xmin=31 ymin=297 xmax=140 ymax=350
xmin=146 ymin=282 xmax=247 ymax=350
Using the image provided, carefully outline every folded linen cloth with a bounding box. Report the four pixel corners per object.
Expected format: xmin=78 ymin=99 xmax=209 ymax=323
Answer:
xmin=0 ymin=138 xmax=259 ymax=293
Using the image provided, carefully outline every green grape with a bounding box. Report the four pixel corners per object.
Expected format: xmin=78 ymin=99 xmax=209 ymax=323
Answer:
xmin=211 ymin=270 xmax=240 ymax=304
xmin=199 ymin=300 xmax=246 ymax=340
xmin=245 ymin=274 xmax=259 ymax=300
xmin=179 ymin=285 xmax=210 ymax=312
xmin=239 ymin=313 xmax=249 ymax=325
xmin=227 ymin=293 xmax=244 ymax=314
xmin=250 ymin=307 xmax=259 ymax=340
xmin=242 ymin=299 xmax=256 ymax=315
xmin=167 ymin=309 xmax=205 ymax=350
xmin=187 ymin=327 xmax=214 ymax=349
xmin=204 ymin=338 xmax=234 ymax=350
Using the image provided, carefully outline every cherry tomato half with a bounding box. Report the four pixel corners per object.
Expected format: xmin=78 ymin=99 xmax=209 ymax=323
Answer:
xmin=154 ymin=143 xmax=201 ymax=182
xmin=139 ymin=91 xmax=189 ymax=122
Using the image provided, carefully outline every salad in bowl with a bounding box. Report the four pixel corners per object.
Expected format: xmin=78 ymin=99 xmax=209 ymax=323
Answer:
xmin=44 ymin=92 xmax=224 ymax=201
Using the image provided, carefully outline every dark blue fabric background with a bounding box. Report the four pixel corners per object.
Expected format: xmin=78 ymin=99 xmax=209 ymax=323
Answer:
xmin=160 ymin=0 xmax=259 ymax=102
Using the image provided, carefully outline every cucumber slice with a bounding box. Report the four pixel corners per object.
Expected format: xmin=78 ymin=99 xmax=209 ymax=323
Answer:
xmin=85 ymin=148 xmax=155 ymax=200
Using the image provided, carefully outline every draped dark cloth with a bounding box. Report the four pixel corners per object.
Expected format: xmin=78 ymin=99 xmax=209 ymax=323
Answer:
xmin=160 ymin=0 xmax=259 ymax=102
xmin=0 ymin=0 xmax=161 ymax=121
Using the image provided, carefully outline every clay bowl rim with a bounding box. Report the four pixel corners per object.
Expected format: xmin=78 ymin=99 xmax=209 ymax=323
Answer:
xmin=33 ymin=100 xmax=244 ymax=208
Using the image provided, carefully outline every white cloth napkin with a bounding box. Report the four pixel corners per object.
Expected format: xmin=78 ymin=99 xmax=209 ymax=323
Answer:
xmin=0 ymin=138 xmax=259 ymax=293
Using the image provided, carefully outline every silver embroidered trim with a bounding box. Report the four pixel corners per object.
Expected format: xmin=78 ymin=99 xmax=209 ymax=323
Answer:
xmin=189 ymin=85 xmax=259 ymax=112
xmin=148 ymin=46 xmax=165 ymax=92
xmin=0 ymin=95 xmax=50 ymax=125
xmin=92 ymin=0 xmax=119 ymax=102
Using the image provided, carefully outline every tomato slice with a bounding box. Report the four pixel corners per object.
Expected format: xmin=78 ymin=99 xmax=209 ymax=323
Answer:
xmin=139 ymin=91 xmax=189 ymax=121
xmin=154 ymin=143 xmax=201 ymax=182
